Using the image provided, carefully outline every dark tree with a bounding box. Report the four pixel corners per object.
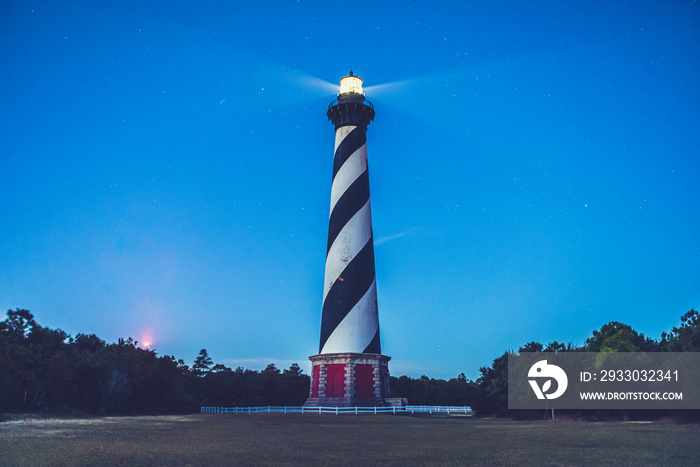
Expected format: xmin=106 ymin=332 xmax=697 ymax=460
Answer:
xmin=663 ymin=309 xmax=700 ymax=352
xmin=192 ymin=349 xmax=213 ymax=377
xmin=519 ymin=341 xmax=543 ymax=353
xmin=0 ymin=309 xmax=37 ymax=338
xmin=585 ymin=321 xmax=658 ymax=352
xmin=544 ymin=341 xmax=577 ymax=352
xmin=390 ymin=374 xmax=479 ymax=407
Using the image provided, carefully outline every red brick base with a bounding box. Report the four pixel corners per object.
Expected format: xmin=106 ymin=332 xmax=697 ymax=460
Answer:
xmin=304 ymin=353 xmax=395 ymax=407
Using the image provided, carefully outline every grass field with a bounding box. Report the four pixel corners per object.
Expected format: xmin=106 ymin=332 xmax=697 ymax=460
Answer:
xmin=1 ymin=413 xmax=698 ymax=466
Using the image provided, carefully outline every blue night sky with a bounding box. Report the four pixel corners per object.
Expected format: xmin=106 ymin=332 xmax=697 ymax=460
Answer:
xmin=2 ymin=1 xmax=699 ymax=380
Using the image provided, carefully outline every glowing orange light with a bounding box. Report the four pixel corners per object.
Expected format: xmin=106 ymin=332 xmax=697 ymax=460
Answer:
xmin=140 ymin=328 xmax=156 ymax=350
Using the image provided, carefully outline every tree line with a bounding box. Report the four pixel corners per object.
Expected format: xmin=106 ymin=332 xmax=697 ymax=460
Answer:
xmin=474 ymin=310 xmax=700 ymax=417
xmin=0 ymin=309 xmax=311 ymax=415
xmin=0 ymin=308 xmax=697 ymax=417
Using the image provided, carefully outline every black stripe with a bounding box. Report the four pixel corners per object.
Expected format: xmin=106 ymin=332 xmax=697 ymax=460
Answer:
xmin=319 ymin=239 xmax=376 ymax=353
xmin=363 ymin=327 xmax=381 ymax=354
xmin=326 ymin=170 xmax=370 ymax=254
xmin=332 ymin=127 xmax=366 ymax=181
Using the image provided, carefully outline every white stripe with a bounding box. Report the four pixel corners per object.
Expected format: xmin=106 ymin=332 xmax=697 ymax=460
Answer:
xmin=320 ymin=278 xmax=378 ymax=354
xmin=322 ymin=199 xmax=372 ymax=302
xmin=334 ymin=125 xmax=356 ymax=150
xmin=329 ymin=142 xmax=367 ymax=216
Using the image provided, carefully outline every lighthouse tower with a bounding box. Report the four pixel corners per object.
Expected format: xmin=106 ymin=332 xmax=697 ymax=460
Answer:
xmin=305 ymin=72 xmax=395 ymax=407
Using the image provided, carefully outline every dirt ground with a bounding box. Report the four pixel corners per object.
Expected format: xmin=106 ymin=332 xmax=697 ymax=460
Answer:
xmin=1 ymin=413 xmax=698 ymax=466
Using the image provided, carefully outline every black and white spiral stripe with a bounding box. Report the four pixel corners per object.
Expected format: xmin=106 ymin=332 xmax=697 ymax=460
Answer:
xmin=319 ymin=124 xmax=381 ymax=355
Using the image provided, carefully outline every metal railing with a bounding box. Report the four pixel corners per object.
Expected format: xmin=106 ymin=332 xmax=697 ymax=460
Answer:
xmin=201 ymin=405 xmax=472 ymax=415
xmin=328 ymin=98 xmax=374 ymax=111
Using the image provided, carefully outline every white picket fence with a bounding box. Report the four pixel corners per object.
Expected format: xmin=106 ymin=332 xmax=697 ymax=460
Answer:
xmin=201 ymin=405 xmax=472 ymax=415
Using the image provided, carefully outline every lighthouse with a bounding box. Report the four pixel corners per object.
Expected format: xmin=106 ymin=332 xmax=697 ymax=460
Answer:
xmin=305 ymin=72 xmax=396 ymax=407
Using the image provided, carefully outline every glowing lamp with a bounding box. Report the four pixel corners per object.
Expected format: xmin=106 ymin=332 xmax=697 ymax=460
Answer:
xmin=338 ymin=71 xmax=364 ymax=95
